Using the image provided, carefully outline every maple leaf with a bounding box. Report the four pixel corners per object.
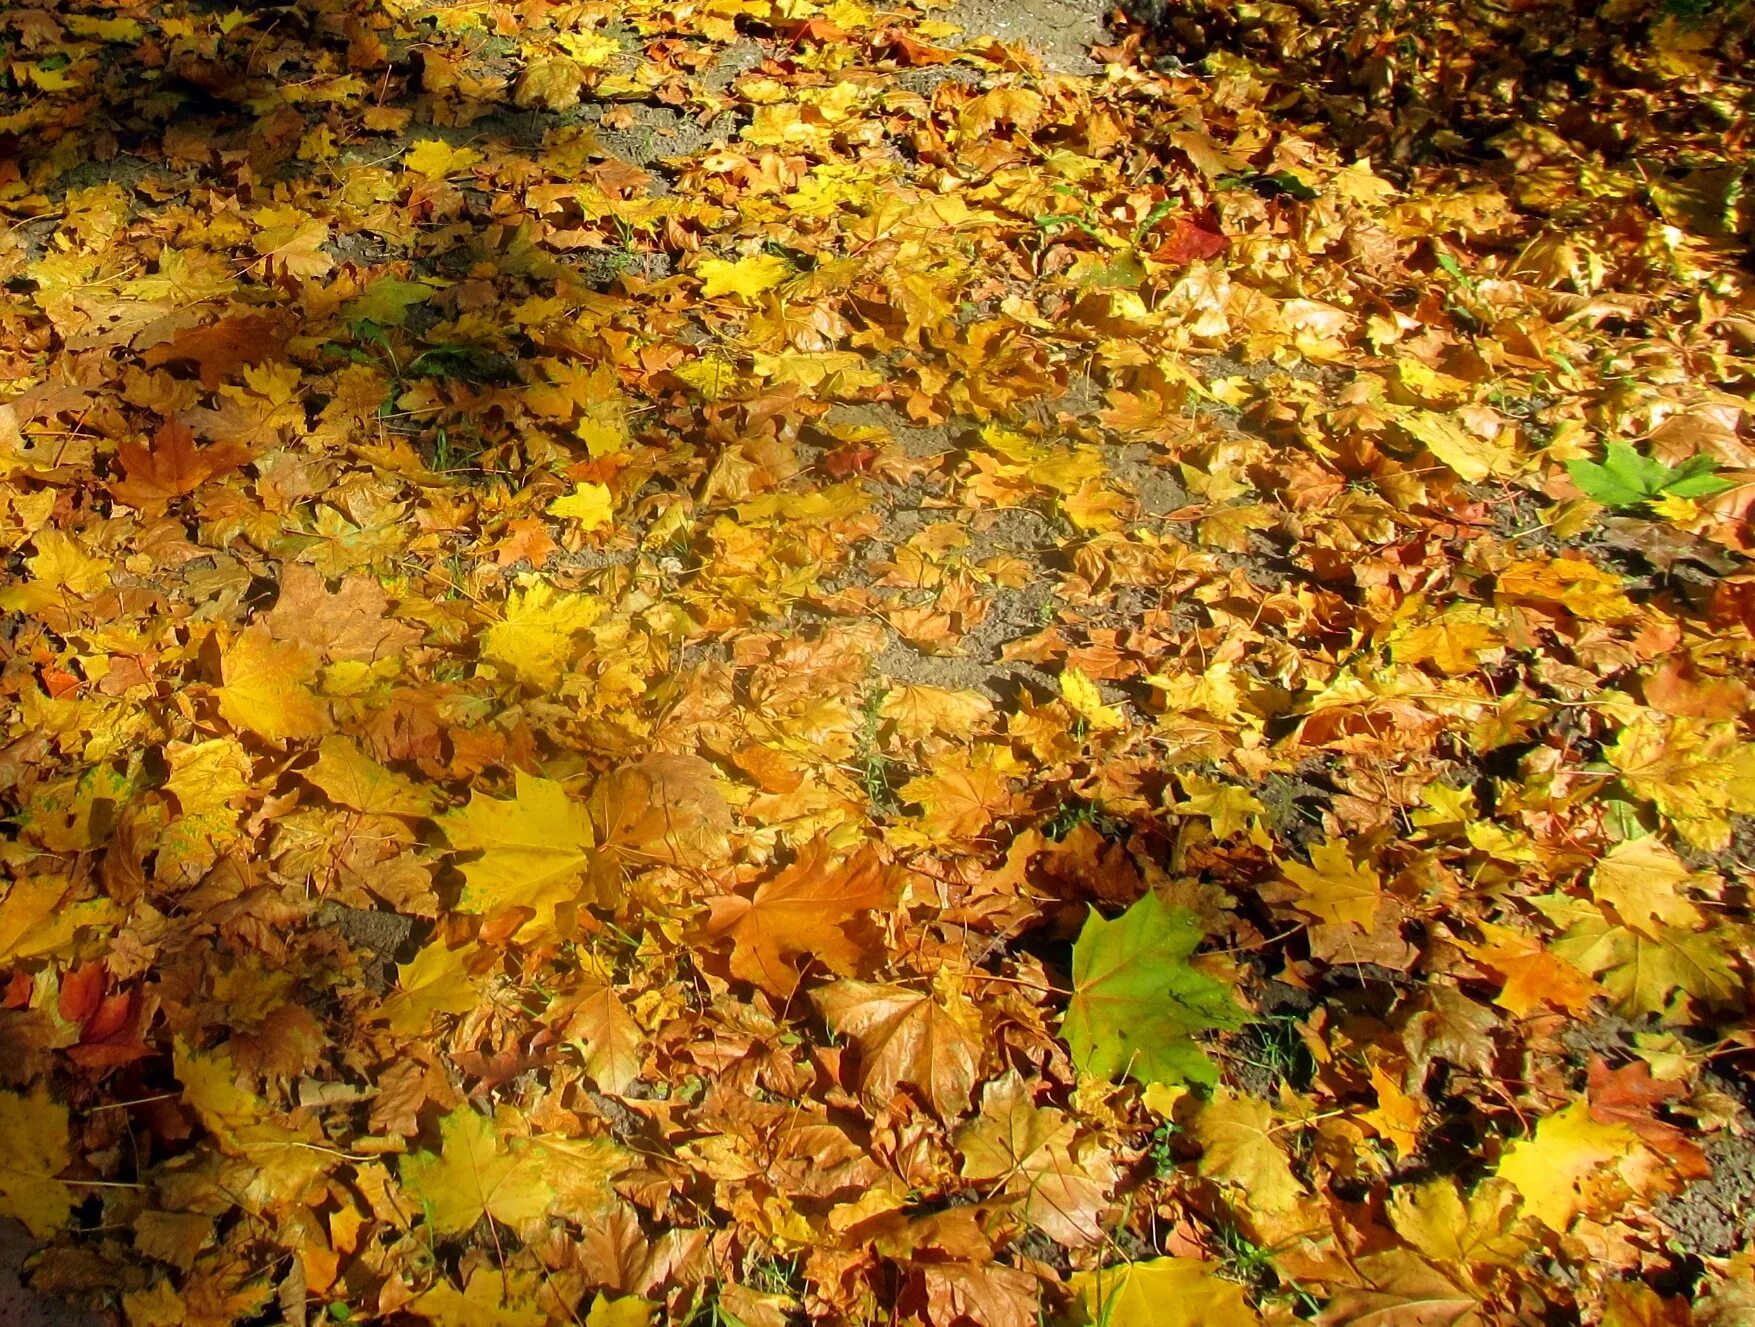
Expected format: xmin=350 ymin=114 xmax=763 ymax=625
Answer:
xmin=251 ymin=205 xmax=333 ymax=279
xmin=108 ymin=419 xmax=248 ymax=513
xmin=264 ymin=564 xmax=421 ymax=663
xmin=1388 ymin=1177 xmax=1530 ymax=1277
xmin=404 ymin=140 xmax=482 ymax=178
xmin=1171 ymin=772 xmax=1265 ymax=841
xmin=1194 ymin=1091 xmax=1308 ymax=1213
xmin=879 ymin=685 xmax=994 ymax=743
xmin=919 ymin=1263 xmax=1039 ymax=1327
xmin=1566 ymin=441 xmax=1731 ymax=509
xmin=0 ymin=877 xmax=119 ymax=965
xmin=559 ymin=983 xmax=645 ymax=1095
xmin=1280 ymin=839 xmax=1384 ymax=929
xmin=377 ymin=941 xmax=483 ymax=1036
xmin=439 ymin=773 xmax=601 ymax=934
xmin=304 ymin=736 xmax=434 ymax=818
xmin=1457 ymin=923 xmax=1601 ymax=1018
xmin=547 ymin=481 xmax=615 ymax=529
xmin=410 ymin=1267 xmax=546 ymax=1327
xmin=589 ymin=754 xmax=733 ymax=868
xmin=698 ymin=253 xmax=793 ymax=300
xmin=400 ymin=1107 xmax=555 ymax=1235
xmin=343 ymin=278 xmax=434 ymax=327
xmin=481 ymin=581 xmax=602 ymax=689
xmin=706 ymin=839 xmax=897 ymax=995
xmin=1535 ymin=893 xmax=1738 ymax=1018
xmin=585 ymin=1294 xmax=656 ymax=1327
xmin=0 ymin=1086 xmax=73 ymax=1238
xmin=1587 ymin=837 xmax=1706 ymax=937
xmin=1059 ymin=665 xmax=1126 ymax=730
xmin=1067 ymin=1257 xmax=1260 ymax=1327
xmin=813 ymin=978 xmax=983 ymax=1120
xmin=216 ymin=626 xmax=327 ymax=742
xmin=1060 ymin=891 xmax=1249 ymax=1086
xmin=1495 ymin=1100 xmax=1640 ymax=1231
xmin=1361 ymin=1063 xmax=1425 ymax=1160
xmin=1315 ymin=1250 xmax=1483 ymax=1327
xmin=954 ymin=1070 xmax=1116 ymax=1245
xmin=1392 ymin=407 xmax=1517 ymax=483
xmin=515 ymin=56 xmax=588 ymax=112
xmin=522 ymin=1135 xmax=629 ymax=1218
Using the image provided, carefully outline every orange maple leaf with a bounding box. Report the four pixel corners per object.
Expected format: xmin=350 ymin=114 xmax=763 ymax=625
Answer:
xmin=109 ymin=419 xmax=248 ymax=513
xmin=705 ymin=839 xmax=898 ymax=995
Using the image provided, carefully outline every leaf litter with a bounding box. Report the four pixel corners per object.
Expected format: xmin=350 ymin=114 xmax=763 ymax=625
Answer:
xmin=0 ymin=0 xmax=1753 ymax=1323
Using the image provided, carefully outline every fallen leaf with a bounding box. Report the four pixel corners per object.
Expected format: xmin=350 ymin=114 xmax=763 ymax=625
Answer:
xmin=814 ymin=978 xmax=982 ymax=1120
xmin=707 ymin=839 xmax=897 ymax=995
xmin=1060 ymin=891 xmax=1249 ymax=1086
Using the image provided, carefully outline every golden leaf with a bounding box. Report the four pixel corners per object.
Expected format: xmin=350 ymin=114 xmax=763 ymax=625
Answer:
xmin=400 ymin=1108 xmax=555 ymax=1236
xmin=0 ymin=1086 xmax=73 ymax=1238
xmin=1495 ymin=1101 xmax=1639 ymax=1231
xmin=1193 ymin=1092 xmax=1307 ymax=1213
xmin=1068 ymin=1257 xmax=1259 ymax=1327
xmin=217 ymin=627 xmax=327 ymax=742
xmin=439 ymin=773 xmax=600 ymax=932
xmin=482 ymin=581 xmax=603 ymax=689
xmin=707 ymin=839 xmax=896 ymax=994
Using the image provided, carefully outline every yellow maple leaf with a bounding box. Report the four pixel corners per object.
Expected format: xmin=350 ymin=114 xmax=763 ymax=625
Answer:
xmin=1172 ymin=772 xmax=1265 ymax=840
xmin=217 ymin=626 xmax=327 ymax=742
xmin=251 ymin=205 xmax=333 ymax=279
xmin=546 ymin=481 xmax=615 ymax=530
xmin=0 ymin=1086 xmax=73 ymax=1238
xmin=697 ymin=253 xmax=792 ymax=300
xmin=304 ymin=735 xmax=433 ymax=818
xmin=0 ymin=877 xmax=118 ymax=965
xmin=1067 ymin=1256 xmax=1260 ymax=1327
xmin=1361 ymin=1063 xmax=1424 ymax=1160
xmin=584 ymin=1294 xmax=656 ymax=1327
xmin=514 ymin=56 xmax=586 ymax=112
xmin=1280 ymin=839 xmax=1384 ymax=930
xmin=1060 ymin=666 xmax=1126 ymax=731
xmin=404 ymin=139 xmax=483 ymax=178
xmin=959 ymin=86 xmax=1044 ymax=139
xmin=410 ymin=1266 xmax=546 ymax=1327
xmin=1495 ymin=1101 xmax=1639 ymax=1231
xmin=439 ymin=772 xmax=599 ymax=928
xmin=1193 ymin=1091 xmax=1307 ymax=1213
xmin=400 ymin=1107 xmax=554 ymax=1235
xmin=879 ymin=684 xmax=994 ymax=743
xmin=1394 ymin=406 xmax=1517 ymax=483
xmin=378 ymin=941 xmax=483 ymax=1035
xmin=482 ymin=581 xmax=602 ymax=689
xmin=1589 ymin=837 xmax=1706 ymax=938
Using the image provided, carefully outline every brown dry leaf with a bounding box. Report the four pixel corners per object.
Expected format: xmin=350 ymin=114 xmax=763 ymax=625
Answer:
xmin=590 ymin=754 xmax=733 ymax=867
xmin=813 ymin=978 xmax=982 ymax=1120
xmin=706 ymin=839 xmax=898 ymax=995
xmin=560 ymin=984 xmax=645 ymax=1096
xmin=109 ymin=419 xmax=249 ymax=512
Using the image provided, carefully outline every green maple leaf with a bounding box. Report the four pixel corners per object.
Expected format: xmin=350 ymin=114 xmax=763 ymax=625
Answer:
xmin=1566 ymin=441 xmax=1731 ymax=509
xmin=1060 ymin=892 xmax=1250 ymax=1087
